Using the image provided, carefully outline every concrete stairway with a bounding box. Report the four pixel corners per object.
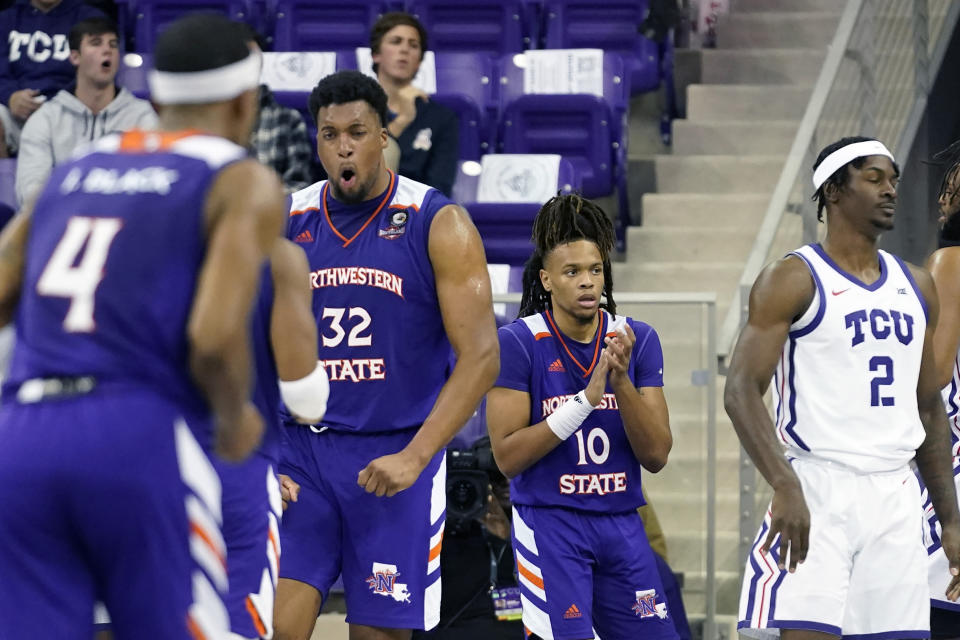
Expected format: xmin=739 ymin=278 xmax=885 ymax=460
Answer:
xmin=620 ymin=0 xmax=845 ymax=630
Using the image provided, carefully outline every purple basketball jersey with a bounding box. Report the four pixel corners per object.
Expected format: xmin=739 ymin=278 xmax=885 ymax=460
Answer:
xmin=495 ymin=309 xmax=665 ymax=512
xmin=4 ymin=131 xmax=248 ymax=439
xmin=286 ymin=172 xmax=454 ymax=433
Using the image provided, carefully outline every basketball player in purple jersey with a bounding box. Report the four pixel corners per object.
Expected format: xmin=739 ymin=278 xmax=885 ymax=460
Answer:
xmin=726 ymin=136 xmax=960 ymax=639
xmin=0 ymin=14 xmax=285 ymax=639
xmin=918 ymin=139 xmax=960 ymax=637
xmin=216 ymin=237 xmax=329 ymax=640
xmin=485 ymin=194 xmax=676 ymax=640
xmin=276 ymin=70 xmax=499 ymax=640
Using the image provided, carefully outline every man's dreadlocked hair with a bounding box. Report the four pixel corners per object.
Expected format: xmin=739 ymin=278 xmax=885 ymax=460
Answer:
xmin=518 ymin=194 xmax=617 ymax=318
xmin=932 ymin=138 xmax=960 ymax=247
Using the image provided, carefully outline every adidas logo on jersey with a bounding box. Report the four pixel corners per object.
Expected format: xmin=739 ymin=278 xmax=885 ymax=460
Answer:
xmin=563 ymin=604 xmax=582 ymax=619
xmin=294 ymin=230 xmax=314 ymax=243
xmin=548 ymin=359 xmax=565 ymax=372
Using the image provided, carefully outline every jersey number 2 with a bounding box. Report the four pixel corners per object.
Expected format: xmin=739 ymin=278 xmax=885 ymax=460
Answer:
xmin=869 ymin=355 xmax=894 ymax=407
xmin=37 ymin=216 xmax=123 ymax=333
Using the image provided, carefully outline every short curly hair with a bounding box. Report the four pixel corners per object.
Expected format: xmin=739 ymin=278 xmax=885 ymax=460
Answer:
xmin=308 ymin=70 xmax=389 ymax=129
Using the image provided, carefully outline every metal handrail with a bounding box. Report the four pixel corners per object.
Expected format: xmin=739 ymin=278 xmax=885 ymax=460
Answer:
xmin=717 ymin=0 xmax=959 ymax=366
xmin=717 ymin=0 xmax=864 ymax=365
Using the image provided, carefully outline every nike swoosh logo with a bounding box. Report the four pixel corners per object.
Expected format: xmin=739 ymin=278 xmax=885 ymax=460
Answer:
xmin=832 ymin=288 xmax=850 ymax=296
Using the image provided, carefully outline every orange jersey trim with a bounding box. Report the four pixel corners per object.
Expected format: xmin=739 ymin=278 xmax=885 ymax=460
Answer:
xmin=186 ymin=614 xmax=208 ymax=640
xmin=516 ymin=559 xmax=545 ymax=590
xmin=428 ymin=532 xmax=444 ymax=563
xmin=545 ymin=309 xmax=604 ymax=378
xmin=268 ymin=528 xmax=280 ymax=564
xmin=118 ymin=128 xmax=204 ymax=152
xmin=534 ymin=332 xmax=552 ymax=341
xmin=189 ymin=521 xmax=226 ymax=569
xmin=322 ymin=171 xmax=396 ymax=248
xmin=245 ymin=596 xmax=268 ymax=637
xmin=290 ymin=206 xmax=320 ymax=218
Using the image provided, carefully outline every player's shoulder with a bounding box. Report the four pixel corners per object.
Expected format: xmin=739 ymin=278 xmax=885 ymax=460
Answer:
xmin=755 ymin=246 xmax=818 ymax=295
xmin=605 ymin=310 xmax=658 ymax=344
xmin=393 ymin=174 xmax=453 ymax=215
xmin=881 ymin=249 xmax=926 ymax=280
xmin=70 ymin=131 xmax=247 ymax=170
xmin=289 ymin=180 xmax=326 ymax=216
xmin=499 ymin=313 xmax=547 ymax=343
xmin=169 ymin=134 xmax=248 ymax=169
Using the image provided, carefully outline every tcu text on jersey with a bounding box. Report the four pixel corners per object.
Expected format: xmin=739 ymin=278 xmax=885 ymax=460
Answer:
xmin=844 ymin=308 xmax=914 ymax=347
xmin=8 ymin=30 xmax=69 ymax=63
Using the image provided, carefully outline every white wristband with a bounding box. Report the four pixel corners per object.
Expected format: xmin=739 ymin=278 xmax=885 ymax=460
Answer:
xmin=545 ymin=390 xmax=597 ymax=441
xmin=279 ymin=361 xmax=329 ymax=424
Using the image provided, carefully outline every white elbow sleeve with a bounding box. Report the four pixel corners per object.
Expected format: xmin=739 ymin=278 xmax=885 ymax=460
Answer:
xmin=279 ymin=361 xmax=329 ymax=423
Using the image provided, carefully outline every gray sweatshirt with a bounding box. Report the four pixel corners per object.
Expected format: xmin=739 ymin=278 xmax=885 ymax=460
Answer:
xmin=15 ymin=86 xmax=157 ymax=205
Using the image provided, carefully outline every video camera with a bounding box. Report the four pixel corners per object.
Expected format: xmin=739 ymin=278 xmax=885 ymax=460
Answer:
xmin=445 ymin=437 xmax=500 ymax=536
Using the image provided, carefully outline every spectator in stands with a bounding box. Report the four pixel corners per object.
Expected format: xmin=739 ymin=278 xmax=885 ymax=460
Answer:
xmin=370 ymin=11 xmax=458 ymax=196
xmin=242 ymin=26 xmax=314 ymax=193
xmin=0 ymin=0 xmax=105 ymax=157
xmin=14 ymin=16 xmax=155 ymax=205
xmin=251 ymin=83 xmax=314 ymax=193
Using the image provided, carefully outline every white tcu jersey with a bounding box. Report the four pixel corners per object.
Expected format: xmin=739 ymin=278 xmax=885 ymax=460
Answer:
xmin=772 ymin=244 xmax=927 ymax=473
xmin=940 ymin=354 xmax=960 ymax=458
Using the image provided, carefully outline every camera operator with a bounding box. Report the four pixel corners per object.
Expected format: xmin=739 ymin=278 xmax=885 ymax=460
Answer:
xmin=412 ymin=436 xmax=524 ymax=640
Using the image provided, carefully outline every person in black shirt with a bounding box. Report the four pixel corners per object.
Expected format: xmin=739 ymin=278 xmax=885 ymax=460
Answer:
xmin=369 ymin=12 xmax=458 ymax=197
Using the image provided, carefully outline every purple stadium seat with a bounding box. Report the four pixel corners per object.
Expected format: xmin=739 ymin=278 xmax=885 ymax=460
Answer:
xmin=501 ymin=96 xmax=611 ymax=197
xmin=454 ymin=157 xmax=577 ymax=266
xmin=269 ymin=0 xmax=393 ymax=52
xmin=119 ymin=0 xmax=255 ymax=53
xmin=117 ymin=53 xmax=151 ymax=100
xmin=431 ymin=52 xmax=498 ymax=159
xmin=0 ymin=159 xmax=16 ymax=210
xmin=541 ymin=0 xmax=664 ymax=95
xmin=497 ymin=51 xmax=630 ymax=250
xmin=407 ymin=0 xmax=527 ymax=56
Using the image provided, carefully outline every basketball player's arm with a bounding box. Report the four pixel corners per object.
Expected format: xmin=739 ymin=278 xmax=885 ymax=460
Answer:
xmin=910 ymin=265 xmax=960 ymax=598
xmin=189 ymin=160 xmax=285 ymax=462
xmin=926 ymin=247 xmax=960 ymax=388
xmin=269 ymin=238 xmax=324 ymax=405
xmin=723 ymin=256 xmax=814 ymax=572
xmin=0 ymin=200 xmax=33 ymax=327
xmin=604 ymin=324 xmax=672 ymax=473
xmin=357 ymin=204 xmax=500 ymax=497
xmin=487 ymin=355 xmax=611 ymax=479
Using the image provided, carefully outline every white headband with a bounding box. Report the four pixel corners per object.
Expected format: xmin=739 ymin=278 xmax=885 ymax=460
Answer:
xmin=148 ymin=51 xmax=262 ymax=104
xmin=812 ymin=140 xmax=895 ymax=190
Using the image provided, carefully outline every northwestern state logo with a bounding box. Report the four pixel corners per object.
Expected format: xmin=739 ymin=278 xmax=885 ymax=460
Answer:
xmin=632 ymin=589 xmax=668 ymax=619
xmin=366 ymin=562 xmax=411 ymax=603
xmin=379 ymin=209 xmax=409 ymax=240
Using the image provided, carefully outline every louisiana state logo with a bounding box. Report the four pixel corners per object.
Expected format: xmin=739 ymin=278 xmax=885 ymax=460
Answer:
xmin=366 ymin=562 xmax=411 ymax=603
xmin=632 ymin=589 xmax=668 ymax=619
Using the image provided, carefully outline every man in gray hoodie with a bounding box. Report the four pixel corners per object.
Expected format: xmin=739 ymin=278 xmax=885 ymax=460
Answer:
xmin=15 ymin=16 xmax=156 ymax=205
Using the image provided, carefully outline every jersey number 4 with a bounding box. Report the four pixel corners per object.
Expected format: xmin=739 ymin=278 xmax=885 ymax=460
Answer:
xmin=37 ymin=216 xmax=123 ymax=333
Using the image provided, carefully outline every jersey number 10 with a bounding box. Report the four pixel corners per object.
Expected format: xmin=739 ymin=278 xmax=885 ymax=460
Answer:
xmin=574 ymin=427 xmax=610 ymax=465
